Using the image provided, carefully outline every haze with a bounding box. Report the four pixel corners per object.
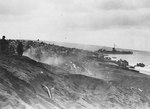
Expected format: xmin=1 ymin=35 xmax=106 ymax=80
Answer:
xmin=0 ymin=0 xmax=150 ymax=51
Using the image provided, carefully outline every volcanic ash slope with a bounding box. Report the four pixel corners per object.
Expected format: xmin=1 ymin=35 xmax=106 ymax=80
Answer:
xmin=0 ymin=55 xmax=150 ymax=109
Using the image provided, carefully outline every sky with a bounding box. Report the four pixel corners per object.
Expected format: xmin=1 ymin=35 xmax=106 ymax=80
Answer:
xmin=0 ymin=0 xmax=150 ymax=51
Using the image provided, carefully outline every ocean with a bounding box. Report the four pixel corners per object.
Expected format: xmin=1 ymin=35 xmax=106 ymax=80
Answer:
xmin=108 ymin=51 xmax=150 ymax=75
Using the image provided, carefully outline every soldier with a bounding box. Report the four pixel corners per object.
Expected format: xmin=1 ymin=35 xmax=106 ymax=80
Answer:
xmin=0 ymin=36 xmax=9 ymax=54
xmin=17 ymin=42 xmax=23 ymax=56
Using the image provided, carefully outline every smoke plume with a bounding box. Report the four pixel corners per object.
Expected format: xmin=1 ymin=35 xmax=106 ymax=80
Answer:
xmin=23 ymin=47 xmax=66 ymax=66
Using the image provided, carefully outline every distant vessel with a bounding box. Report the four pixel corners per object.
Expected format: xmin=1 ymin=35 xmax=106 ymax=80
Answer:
xmin=96 ymin=44 xmax=133 ymax=55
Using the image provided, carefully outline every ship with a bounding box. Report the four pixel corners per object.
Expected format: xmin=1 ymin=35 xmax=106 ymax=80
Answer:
xmin=96 ymin=44 xmax=133 ymax=55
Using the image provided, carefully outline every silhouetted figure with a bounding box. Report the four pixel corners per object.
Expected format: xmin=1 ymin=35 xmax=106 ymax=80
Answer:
xmin=17 ymin=42 xmax=23 ymax=56
xmin=0 ymin=36 xmax=9 ymax=54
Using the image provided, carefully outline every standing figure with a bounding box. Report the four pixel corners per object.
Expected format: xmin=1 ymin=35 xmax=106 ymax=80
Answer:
xmin=17 ymin=42 xmax=23 ymax=56
xmin=0 ymin=36 xmax=9 ymax=54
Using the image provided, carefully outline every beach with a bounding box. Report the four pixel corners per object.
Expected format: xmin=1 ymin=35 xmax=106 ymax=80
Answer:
xmin=108 ymin=50 xmax=150 ymax=75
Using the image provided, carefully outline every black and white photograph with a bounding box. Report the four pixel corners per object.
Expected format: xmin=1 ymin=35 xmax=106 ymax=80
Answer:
xmin=0 ymin=0 xmax=150 ymax=109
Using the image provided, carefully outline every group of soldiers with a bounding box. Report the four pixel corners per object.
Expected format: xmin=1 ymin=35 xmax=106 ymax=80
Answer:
xmin=0 ymin=36 xmax=23 ymax=56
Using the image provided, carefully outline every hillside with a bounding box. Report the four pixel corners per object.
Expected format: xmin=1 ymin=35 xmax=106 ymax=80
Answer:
xmin=0 ymin=40 xmax=150 ymax=109
xmin=0 ymin=53 xmax=150 ymax=108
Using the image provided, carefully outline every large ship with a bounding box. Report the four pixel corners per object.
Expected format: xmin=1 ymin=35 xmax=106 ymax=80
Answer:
xmin=96 ymin=44 xmax=133 ymax=55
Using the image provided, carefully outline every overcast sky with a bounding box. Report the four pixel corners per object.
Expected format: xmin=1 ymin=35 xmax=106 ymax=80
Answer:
xmin=0 ymin=0 xmax=150 ymax=51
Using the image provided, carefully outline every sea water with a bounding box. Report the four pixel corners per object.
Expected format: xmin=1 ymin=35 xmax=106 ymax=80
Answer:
xmin=108 ymin=51 xmax=150 ymax=75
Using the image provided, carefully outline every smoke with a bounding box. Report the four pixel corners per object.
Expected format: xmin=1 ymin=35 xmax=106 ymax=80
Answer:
xmin=23 ymin=47 xmax=66 ymax=66
xmin=42 ymin=56 xmax=65 ymax=66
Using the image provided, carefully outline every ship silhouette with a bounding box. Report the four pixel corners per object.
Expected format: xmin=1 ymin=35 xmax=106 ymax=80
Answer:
xmin=96 ymin=44 xmax=133 ymax=54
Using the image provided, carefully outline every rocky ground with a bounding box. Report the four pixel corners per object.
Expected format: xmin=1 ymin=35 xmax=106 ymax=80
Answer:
xmin=0 ymin=40 xmax=150 ymax=109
